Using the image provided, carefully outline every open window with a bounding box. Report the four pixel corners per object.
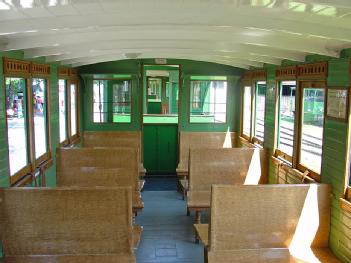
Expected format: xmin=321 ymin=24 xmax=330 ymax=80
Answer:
xmin=143 ymin=65 xmax=179 ymax=124
xmin=189 ymin=76 xmax=227 ymax=123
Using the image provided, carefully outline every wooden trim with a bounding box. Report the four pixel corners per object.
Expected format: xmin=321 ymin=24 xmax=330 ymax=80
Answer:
xmin=274 ymin=149 xmax=293 ymax=164
xmin=31 ymin=62 xmax=50 ymax=78
xmin=69 ymin=68 xmax=78 ymax=77
xmin=242 ymin=70 xmax=267 ymax=81
xmin=252 ymin=137 xmax=263 ymax=147
xmin=340 ymin=198 xmax=351 ymax=213
xmin=58 ymin=67 xmax=70 ymax=78
xmin=9 ymin=165 xmax=32 ymax=185
xmin=297 ymin=163 xmax=321 ymax=182
xmin=347 ymin=187 xmax=351 ymax=200
xmin=276 ymin=66 xmax=297 ymax=80
xmin=297 ymin=62 xmax=328 ymax=80
xmin=3 ymin=57 xmax=31 ymax=76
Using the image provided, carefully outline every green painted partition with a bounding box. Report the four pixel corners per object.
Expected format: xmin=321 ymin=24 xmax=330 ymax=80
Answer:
xmin=143 ymin=124 xmax=178 ymax=174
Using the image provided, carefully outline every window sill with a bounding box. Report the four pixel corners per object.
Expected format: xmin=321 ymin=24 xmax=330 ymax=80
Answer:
xmin=13 ymin=158 xmax=53 ymax=187
xmin=271 ymin=156 xmax=316 ymax=183
xmin=340 ymin=198 xmax=351 ymax=214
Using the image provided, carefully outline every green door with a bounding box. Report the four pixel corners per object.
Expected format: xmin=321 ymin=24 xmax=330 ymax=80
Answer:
xmin=143 ymin=124 xmax=178 ymax=174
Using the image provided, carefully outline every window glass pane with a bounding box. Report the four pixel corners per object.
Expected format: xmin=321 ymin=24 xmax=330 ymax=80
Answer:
xmin=242 ymin=86 xmax=252 ymax=136
xmin=190 ymin=80 xmax=227 ymax=123
xmin=93 ymin=80 xmax=108 ymax=123
xmin=32 ymin=78 xmax=48 ymax=159
xmin=277 ymin=81 xmax=296 ymax=157
xmin=300 ymin=88 xmax=325 ymax=173
xmin=254 ymin=81 xmax=266 ymax=141
xmin=6 ymin=78 xmax=28 ymax=175
xmin=113 ymin=80 xmax=131 ymax=123
xmin=70 ymin=83 xmax=77 ymax=136
xmin=59 ymin=79 xmax=67 ymax=142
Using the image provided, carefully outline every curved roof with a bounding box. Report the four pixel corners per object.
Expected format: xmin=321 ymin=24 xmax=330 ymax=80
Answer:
xmin=0 ymin=0 xmax=351 ymax=68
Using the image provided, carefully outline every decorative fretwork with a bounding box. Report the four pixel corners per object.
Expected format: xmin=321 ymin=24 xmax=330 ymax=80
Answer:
xmin=3 ymin=58 xmax=31 ymax=75
xmin=276 ymin=66 xmax=297 ymax=80
xmin=297 ymin=62 xmax=328 ymax=79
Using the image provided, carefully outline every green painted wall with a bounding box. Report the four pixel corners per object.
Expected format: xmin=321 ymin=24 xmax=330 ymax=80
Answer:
xmin=258 ymin=52 xmax=351 ymax=262
xmin=78 ymin=59 xmax=244 ymax=133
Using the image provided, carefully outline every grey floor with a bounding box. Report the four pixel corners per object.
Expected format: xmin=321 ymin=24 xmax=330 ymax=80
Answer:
xmin=135 ymin=191 xmax=205 ymax=263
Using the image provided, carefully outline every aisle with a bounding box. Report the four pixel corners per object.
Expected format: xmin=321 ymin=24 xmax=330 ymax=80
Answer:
xmin=135 ymin=191 xmax=204 ymax=263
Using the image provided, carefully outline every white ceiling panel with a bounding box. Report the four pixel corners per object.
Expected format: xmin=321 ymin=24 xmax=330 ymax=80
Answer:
xmin=0 ymin=0 xmax=351 ymax=69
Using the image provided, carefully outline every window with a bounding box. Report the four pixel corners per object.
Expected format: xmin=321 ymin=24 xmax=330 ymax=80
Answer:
xmin=5 ymin=77 xmax=29 ymax=177
xmin=241 ymin=81 xmax=266 ymax=144
xmin=5 ymin=76 xmax=51 ymax=184
xmin=242 ymin=85 xmax=252 ymax=137
xmin=190 ymin=77 xmax=227 ymax=123
xmin=70 ymin=82 xmax=78 ymax=135
xmin=58 ymin=79 xmax=67 ymax=143
xmin=253 ymin=81 xmax=266 ymax=142
xmin=112 ymin=81 xmax=131 ymax=123
xmin=93 ymin=80 xmax=108 ymax=123
xmin=32 ymin=78 xmax=49 ymax=160
xmin=298 ymin=85 xmax=325 ymax=174
xmin=93 ymin=79 xmax=131 ymax=123
xmin=276 ymin=81 xmax=296 ymax=161
xmin=275 ymin=80 xmax=326 ymax=179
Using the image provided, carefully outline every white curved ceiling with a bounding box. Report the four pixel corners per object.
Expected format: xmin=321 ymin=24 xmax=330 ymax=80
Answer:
xmin=0 ymin=0 xmax=351 ymax=69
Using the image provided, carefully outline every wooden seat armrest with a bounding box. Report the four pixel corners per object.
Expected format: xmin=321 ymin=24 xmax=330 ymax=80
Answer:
xmin=194 ymin=224 xmax=209 ymax=247
xmin=138 ymin=179 xmax=145 ymax=191
xmin=133 ymin=225 xmax=143 ymax=249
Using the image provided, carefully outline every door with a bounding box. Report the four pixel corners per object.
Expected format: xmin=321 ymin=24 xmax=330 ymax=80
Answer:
xmin=143 ymin=124 xmax=178 ymax=174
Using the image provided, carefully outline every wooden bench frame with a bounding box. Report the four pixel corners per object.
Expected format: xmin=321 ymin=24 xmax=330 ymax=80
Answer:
xmin=0 ymin=187 xmax=137 ymax=263
xmin=56 ymin=166 xmax=144 ymax=212
xmin=194 ymin=184 xmax=341 ymax=263
xmin=82 ymin=131 xmax=146 ymax=177
xmin=186 ymin=148 xmax=266 ymax=227
xmin=56 ymin=147 xmax=144 ymax=212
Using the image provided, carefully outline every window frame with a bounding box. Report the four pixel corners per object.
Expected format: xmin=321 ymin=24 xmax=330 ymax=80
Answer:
xmin=274 ymin=80 xmax=297 ymax=164
xmin=58 ymin=79 xmax=69 ymax=146
xmin=188 ymin=77 xmax=228 ymax=124
xmin=4 ymin=59 xmax=52 ymax=186
xmin=68 ymin=79 xmax=80 ymax=144
xmin=252 ymin=81 xmax=267 ymax=146
xmin=296 ymin=80 xmax=326 ymax=181
xmin=240 ymin=75 xmax=267 ymax=147
xmin=57 ymin=69 xmax=80 ymax=146
xmin=240 ymin=81 xmax=252 ymax=141
xmin=273 ymin=63 xmax=328 ymax=182
xmin=30 ymin=76 xmax=52 ymax=168
xmin=91 ymin=78 xmax=133 ymax=124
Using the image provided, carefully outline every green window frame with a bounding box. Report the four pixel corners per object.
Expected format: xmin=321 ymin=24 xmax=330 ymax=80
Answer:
xmin=189 ymin=76 xmax=228 ymax=124
xmin=92 ymin=78 xmax=132 ymax=124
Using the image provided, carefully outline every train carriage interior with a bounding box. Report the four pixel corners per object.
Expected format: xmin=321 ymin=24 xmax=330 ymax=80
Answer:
xmin=0 ymin=0 xmax=351 ymax=262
